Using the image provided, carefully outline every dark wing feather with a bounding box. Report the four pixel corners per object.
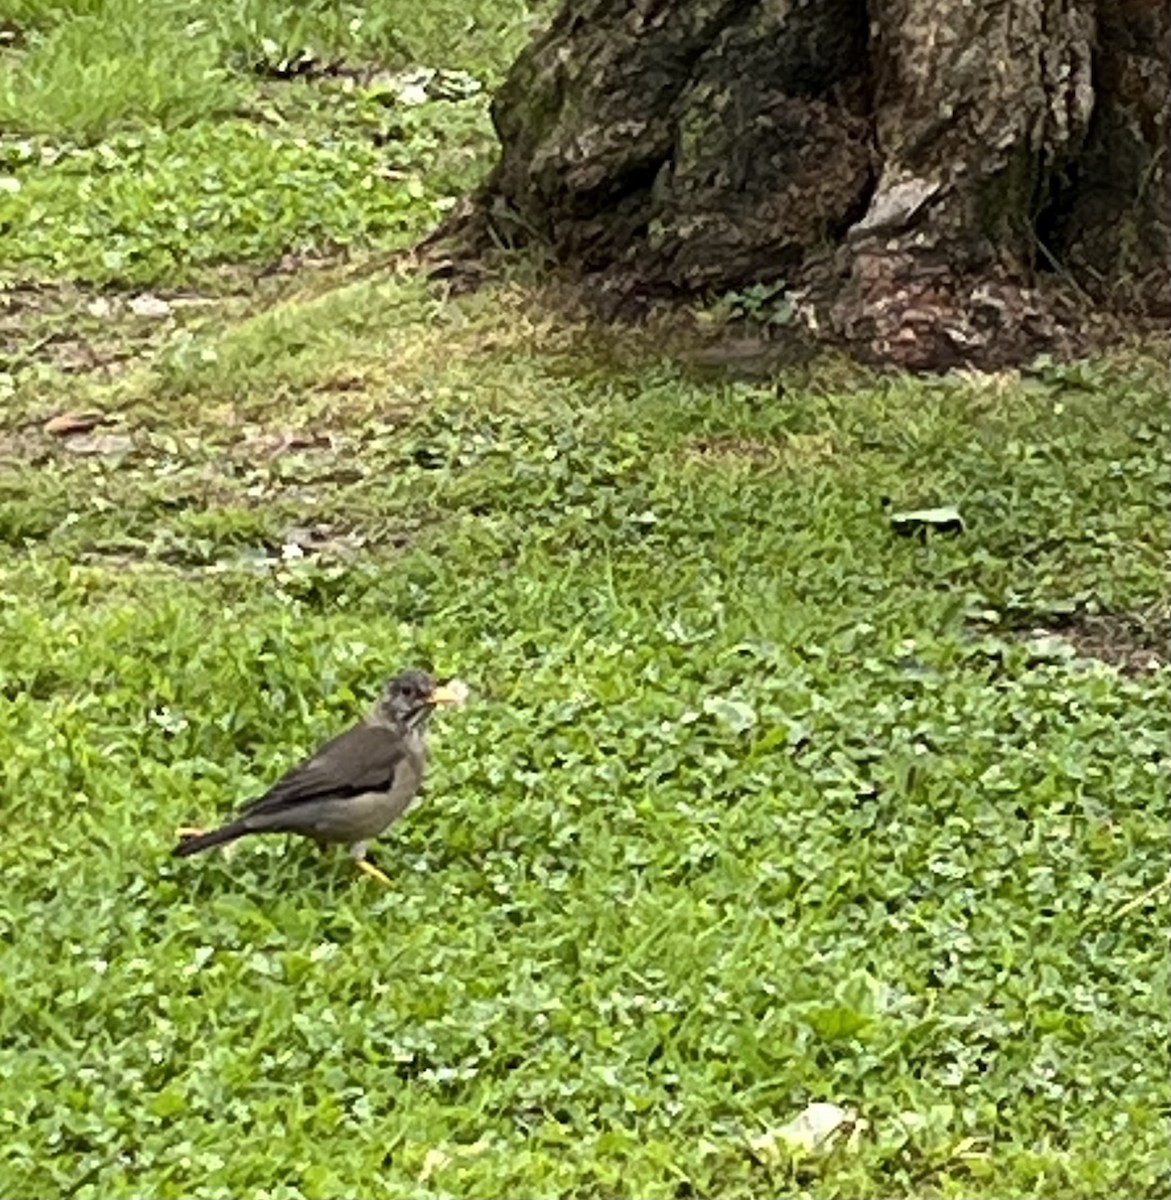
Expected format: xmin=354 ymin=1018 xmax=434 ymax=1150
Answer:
xmin=239 ymin=723 xmax=405 ymax=818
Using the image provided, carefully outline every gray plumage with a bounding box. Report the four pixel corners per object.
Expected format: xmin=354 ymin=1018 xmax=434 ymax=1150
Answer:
xmin=173 ymin=669 xmax=458 ymax=873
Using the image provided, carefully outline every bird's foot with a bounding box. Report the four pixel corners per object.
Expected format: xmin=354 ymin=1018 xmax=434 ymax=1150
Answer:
xmin=349 ymin=841 xmax=390 ymax=886
xmin=355 ymin=858 xmax=392 ymax=887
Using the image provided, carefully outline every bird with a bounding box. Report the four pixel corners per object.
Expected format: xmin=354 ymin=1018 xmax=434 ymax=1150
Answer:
xmin=172 ymin=668 xmax=464 ymax=885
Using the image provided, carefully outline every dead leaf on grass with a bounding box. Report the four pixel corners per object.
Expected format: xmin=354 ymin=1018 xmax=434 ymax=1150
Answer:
xmin=44 ymin=410 xmax=105 ymax=436
xmin=748 ymin=1102 xmax=867 ymax=1161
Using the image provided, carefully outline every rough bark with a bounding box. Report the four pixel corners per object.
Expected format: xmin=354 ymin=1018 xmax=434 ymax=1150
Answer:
xmin=1045 ymin=0 xmax=1170 ymax=314
xmin=438 ymin=0 xmax=1169 ymax=369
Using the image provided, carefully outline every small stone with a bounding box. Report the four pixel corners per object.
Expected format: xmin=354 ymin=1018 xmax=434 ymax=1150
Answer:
xmin=128 ymin=294 xmax=172 ymax=319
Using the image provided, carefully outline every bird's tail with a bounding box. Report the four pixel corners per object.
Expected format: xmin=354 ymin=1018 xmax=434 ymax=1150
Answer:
xmin=172 ymin=821 xmax=248 ymax=858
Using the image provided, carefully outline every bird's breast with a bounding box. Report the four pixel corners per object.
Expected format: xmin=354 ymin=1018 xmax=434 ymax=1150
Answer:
xmin=309 ymin=789 xmax=404 ymax=842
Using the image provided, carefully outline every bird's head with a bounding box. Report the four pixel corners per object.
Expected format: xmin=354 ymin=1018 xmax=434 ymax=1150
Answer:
xmin=375 ymin=669 xmax=463 ymax=729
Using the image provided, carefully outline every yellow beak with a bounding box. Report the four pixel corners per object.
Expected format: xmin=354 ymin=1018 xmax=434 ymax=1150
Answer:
xmin=429 ymin=680 xmax=468 ymax=707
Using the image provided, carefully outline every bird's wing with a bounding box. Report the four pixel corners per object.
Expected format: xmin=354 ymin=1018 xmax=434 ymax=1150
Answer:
xmin=239 ymin=724 xmax=407 ymax=817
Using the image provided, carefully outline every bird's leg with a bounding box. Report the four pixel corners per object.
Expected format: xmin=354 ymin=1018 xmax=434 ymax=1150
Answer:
xmin=349 ymin=842 xmax=392 ymax=887
xmin=355 ymin=860 xmax=393 ymax=886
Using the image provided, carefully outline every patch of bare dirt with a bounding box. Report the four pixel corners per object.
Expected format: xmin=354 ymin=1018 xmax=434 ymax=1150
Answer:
xmin=686 ymin=432 xmax=835 ymax=470
xmin=1019 ymin=609 xmax=1168 ymax=674
xmin=0 ymin=284 xmax=219 ymax=378
xmin=687 ymin=436 xmax=780 ymax=466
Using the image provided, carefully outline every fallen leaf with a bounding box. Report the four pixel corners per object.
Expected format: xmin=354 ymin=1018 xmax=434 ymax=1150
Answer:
xmin=889 ymin=504 xmax=964 ymax=537
xmin=44 ymin=411 xmax=105 ymax=436
xmin=749 ymin=1102 xmax=866 ymax=1160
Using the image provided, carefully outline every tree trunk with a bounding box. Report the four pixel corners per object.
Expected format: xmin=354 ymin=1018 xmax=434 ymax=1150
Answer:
xmin=437 ymin=0 xmax=1169 ymax=369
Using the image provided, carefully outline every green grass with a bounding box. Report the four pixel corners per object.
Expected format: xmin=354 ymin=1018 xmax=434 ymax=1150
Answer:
xmin=1 ymin=281 xmax=1168 ymax=1197
xmin=2 ymin=115 xmax=469 ymax=285
xmin=1 ymin=1 xmax=1169 ymax=1196
xmin=1 ymin=0 xmax=540 ymax=287
xmin=0 ymin=0 xmax=239 ymax=139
